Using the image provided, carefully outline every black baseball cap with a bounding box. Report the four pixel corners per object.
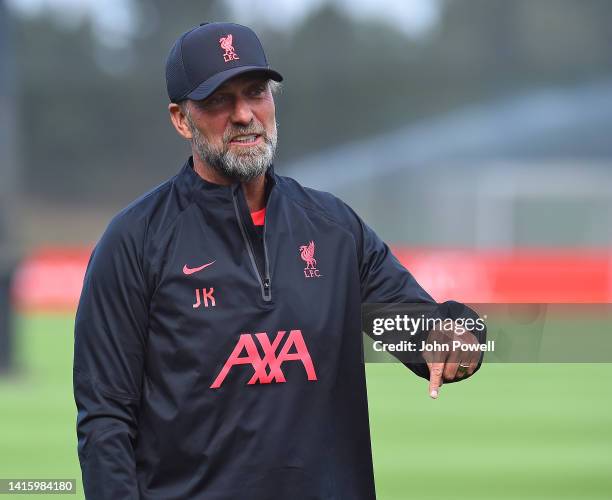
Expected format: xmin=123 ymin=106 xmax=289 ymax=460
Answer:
xmin=165 ymin=22 xmax=283 ymax=103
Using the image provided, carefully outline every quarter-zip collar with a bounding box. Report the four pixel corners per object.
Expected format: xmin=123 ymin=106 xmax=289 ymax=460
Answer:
xmin=176 ymin=156 xmax=277 ymax=205
xmin=176 ymin=156 xmax=276 ymax=303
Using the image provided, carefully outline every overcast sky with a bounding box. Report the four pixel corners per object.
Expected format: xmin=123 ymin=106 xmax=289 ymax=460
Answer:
xmin=7 ymin=0 xmax=441 ymax=48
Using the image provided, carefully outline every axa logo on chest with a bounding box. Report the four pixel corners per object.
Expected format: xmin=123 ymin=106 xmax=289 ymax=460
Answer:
xmin=210 ymin=330 xmax=318 ymax=389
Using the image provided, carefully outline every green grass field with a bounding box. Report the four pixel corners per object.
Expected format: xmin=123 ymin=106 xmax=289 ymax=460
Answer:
xmin=0 ymin=314 xmax=610 ymax=499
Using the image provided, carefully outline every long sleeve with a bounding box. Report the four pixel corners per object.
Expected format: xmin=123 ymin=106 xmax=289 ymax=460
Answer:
xmin=73 ymin=213 xmax=149 ymax=499
xmin=355 ymin=214 xmax=485 ymax=381
xmin=358 ymin=219 xmax=434 ymax=306
xmin=356 ymin=216 xmax=435 ymax=380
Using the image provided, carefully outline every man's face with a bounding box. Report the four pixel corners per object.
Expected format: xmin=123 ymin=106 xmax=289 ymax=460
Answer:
xmin=182 ymin=73 xmax=278 ymax=182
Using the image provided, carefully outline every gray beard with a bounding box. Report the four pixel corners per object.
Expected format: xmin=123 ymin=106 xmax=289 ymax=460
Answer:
xmin=188 ymin=118 xmax=278 ymax=182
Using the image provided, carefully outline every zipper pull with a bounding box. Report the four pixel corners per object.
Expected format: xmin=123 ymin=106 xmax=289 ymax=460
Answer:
xmin=262 ymin=277 xmax=271 ymax=301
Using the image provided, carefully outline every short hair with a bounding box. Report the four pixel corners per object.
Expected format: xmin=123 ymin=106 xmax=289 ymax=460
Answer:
xmin=178 ymin=100 xmax=191 ymax=116
xmin=268 ymin=79 xmax=283 ymax=96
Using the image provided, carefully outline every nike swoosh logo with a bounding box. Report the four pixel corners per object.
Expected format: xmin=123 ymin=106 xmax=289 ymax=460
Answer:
xmin=183 ymin=261 xmax=216 ymax=275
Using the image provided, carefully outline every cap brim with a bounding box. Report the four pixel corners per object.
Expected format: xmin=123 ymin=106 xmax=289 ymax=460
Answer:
xmin=184 ymin=66 xmax=283 ymax=102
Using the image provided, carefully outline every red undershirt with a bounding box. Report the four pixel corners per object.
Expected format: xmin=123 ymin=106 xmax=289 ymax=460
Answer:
xmin=250 ymin=207 xmax=266 ymax=226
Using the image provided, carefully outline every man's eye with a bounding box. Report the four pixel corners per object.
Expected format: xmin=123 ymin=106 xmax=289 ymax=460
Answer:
xmin=249 ymin=85 xmax=267 ymax=97
xmin=206 ymin=95 xmax=227 ymax=106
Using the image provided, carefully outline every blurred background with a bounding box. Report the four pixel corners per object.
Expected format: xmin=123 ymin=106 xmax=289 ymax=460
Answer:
xmin=1 ymin=0 xmax=611 ymax=498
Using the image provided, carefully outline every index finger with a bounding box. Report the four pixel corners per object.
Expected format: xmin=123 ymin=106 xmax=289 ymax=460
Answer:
xmin=427 ymin=362 xmax=444 ymax=399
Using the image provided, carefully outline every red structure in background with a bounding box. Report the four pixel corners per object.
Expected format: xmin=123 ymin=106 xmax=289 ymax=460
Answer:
xmin=392 ymin=248 xmax=612 ymax=303
xmin=12 ymin=247 xmax=92 ymax=313
xmin=11 ymin=246 xmax=612 ymax=313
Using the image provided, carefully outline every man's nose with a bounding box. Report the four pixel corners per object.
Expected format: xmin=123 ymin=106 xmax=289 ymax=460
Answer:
xmin=230 ymin=97 xmax=254 ymax=126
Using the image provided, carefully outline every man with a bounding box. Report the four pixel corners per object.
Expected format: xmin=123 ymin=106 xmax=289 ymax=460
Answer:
xmin=74 ymin=22 xmax=484 ymax=499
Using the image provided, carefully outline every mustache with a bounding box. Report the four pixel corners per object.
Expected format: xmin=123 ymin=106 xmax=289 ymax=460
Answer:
xmin=223 ymin=123 xmax=269 ymax=143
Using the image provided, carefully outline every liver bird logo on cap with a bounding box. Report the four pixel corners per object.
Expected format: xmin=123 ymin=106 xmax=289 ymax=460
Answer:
xmin=219 ymin=34 xmax=240 ymax=62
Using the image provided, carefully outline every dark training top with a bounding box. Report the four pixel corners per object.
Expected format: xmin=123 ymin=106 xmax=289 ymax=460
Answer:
xmin=73 ymin=158 xmax=479 ymax=499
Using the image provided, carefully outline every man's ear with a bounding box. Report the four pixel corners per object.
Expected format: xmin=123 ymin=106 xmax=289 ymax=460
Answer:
xmin=168 ymin=102 xmax=194 ymax=140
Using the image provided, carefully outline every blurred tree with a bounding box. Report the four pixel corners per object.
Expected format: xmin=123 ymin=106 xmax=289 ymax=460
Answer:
xmin=432 ymin=0 xmax=612 ymax=93
xmin=14 ymin=0 xmax=229 ymax=202
xmin=8 ymin=0 xmax=612 ymax=205
xmin=264 ymin=5 xmax=423 ymax=158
